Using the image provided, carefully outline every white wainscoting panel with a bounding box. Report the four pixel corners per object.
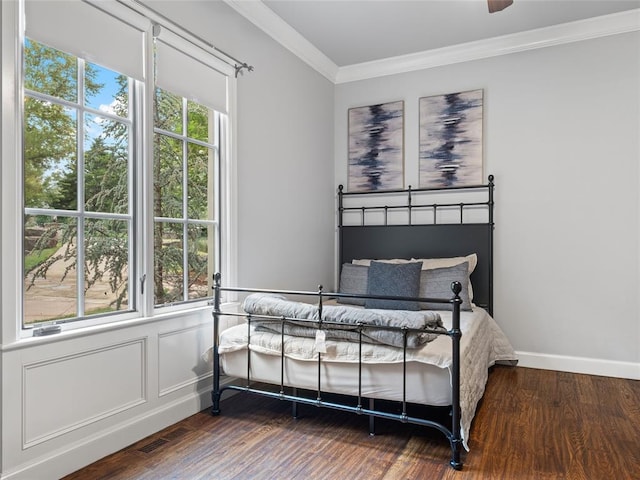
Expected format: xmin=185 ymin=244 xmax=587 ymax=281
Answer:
xmin=158 ymin=322 xmax=213 ymax=396
xmin=22 ymin=338 xmax=147 ymax=448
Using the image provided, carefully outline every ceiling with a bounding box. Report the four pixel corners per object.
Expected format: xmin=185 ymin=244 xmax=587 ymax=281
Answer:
xmin=261 ymin=0 xmax=640 ymax=67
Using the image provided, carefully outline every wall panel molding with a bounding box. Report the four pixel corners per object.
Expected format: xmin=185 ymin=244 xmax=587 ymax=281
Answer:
xmin=22 ymin=338 xmax=147 ymax=448
xmin=158 ymin=323 xmax=213 ymax=397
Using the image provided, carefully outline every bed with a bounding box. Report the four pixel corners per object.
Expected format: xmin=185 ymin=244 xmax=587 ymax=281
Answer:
xmin=209 ymin=175 xmax=517 ymax=470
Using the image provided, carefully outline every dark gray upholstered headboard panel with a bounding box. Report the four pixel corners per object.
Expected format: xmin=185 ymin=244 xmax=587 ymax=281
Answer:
xmin=337 ymin=177 xmax=495 ymax=314
xmin=339 ymin=224 xmax=492 ymax=313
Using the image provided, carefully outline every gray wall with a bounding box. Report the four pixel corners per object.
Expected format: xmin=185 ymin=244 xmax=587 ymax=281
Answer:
xmin=335 ymin=32 xmax=640 ymax=371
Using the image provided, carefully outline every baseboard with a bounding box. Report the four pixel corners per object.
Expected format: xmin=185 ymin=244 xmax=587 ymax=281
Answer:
xmin=1 ymin=378 xmax=236 ymax=480
xmin=516 ymin=351 xmax=640 ymax=380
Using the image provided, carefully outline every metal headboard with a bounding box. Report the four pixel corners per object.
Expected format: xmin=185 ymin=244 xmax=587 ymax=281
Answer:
xmin=338 ymin=175 xmax=495 ymax=315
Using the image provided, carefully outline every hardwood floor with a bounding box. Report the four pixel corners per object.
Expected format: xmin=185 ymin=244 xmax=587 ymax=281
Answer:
xmin=64 ymin=366 xmax=640 ymax=480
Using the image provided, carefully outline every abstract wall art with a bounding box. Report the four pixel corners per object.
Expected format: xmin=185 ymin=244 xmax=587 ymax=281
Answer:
xmin=419 ymin=89 xmax=483 ymax=188
xmin=348 ymin=100 xmax=404 ymax=192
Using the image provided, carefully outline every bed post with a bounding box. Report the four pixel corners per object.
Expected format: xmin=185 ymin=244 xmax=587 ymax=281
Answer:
xmin=488 ymin=174 xmax=495 ymax=316
xmin=337 ymin=185 xmax=344 ymax=270
xmin=450 ymin=280 xmax=463 ymax=470
xmin=211 ymin=272 xmax=222 ymax=415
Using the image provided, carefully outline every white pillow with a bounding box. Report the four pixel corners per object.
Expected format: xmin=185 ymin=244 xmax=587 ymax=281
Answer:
xmin=411 ymin=253 xmax=477 ymax=273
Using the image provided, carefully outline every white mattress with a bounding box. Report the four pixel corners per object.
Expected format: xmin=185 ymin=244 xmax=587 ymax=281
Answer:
xmin=221 ymin=344 xmax=453 ymax=405
xmin=215 ymin=306 xmax=517 ymax=450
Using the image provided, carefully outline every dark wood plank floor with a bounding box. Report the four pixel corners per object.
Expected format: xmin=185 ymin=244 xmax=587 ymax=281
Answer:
xmin=64 ymin=366 xmax=640 ymax=479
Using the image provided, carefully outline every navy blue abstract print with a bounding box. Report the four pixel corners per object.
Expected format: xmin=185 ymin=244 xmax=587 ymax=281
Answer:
xmin=348 ymin=101 xmax=404 ymax=192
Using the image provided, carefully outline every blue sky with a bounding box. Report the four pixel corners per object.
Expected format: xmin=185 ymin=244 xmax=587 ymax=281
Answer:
xmin=85 ymin=63 xmax=124 ymax=114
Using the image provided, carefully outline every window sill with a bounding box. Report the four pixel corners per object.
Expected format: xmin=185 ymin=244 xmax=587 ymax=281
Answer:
xmin=2 ymin=301 xmax=239 ymax=352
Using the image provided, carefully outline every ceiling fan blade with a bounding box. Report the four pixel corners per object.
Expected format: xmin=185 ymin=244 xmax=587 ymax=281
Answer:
xmin=488 ymin=0 xmax=514 ymax=13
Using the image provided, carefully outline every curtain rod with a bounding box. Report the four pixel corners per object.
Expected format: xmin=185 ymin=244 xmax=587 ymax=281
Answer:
xmin=124 ymin=0 xmax=254 ymax=77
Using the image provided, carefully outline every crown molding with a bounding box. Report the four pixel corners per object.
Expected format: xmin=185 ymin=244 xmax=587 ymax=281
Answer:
xmin=335 ymin=8 xmax=640 ymax=83
xmin=223 ymin=0 xmax=338 ymax=82
xmin=225 ymin=3 xmax=639 ymax=85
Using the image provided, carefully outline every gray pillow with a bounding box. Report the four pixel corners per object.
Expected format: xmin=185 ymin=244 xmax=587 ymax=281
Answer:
xmin=338 ymin=263 xmax=368 ymax=306
xmin=418 ymin=262 xmax=472 ymax=311
xmin=365 ymin=261 xmax=422 ymax=310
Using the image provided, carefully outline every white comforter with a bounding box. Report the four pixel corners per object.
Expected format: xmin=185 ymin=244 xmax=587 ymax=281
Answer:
xmin=216 ymin=307 xmax=517 ymax=451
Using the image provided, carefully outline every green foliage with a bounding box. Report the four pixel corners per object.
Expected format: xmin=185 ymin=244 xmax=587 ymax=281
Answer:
xmin=23 ymin=97 xmax=75 ymax=207
xmin=24 ymin=245 xmax=59 ymax=274
xmin=84 ymin=136 xmax=129 ymax=214
xmin=23 ymin=39 xmax=102 ymax=209
xmin=152 ymin=89 xmax=212 ymax=305
xmin=24 ymin=39 xmax=78 ymax=100
xmin=26 ymin=220 xmax=76 ymax=289
xmin=84 ymin=219 xmax=129 ymax=309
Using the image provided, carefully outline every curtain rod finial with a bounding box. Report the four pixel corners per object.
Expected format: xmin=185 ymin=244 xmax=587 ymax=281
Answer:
xmin=234 ymin=63 xmax=254 ymax=78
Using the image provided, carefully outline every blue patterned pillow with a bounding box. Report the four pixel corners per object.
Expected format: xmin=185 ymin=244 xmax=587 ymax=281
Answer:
xmin=365 ymin=261 xmax=422 ymax=310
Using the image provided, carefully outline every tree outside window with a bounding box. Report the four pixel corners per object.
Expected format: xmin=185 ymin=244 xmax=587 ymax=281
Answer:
xmin=153 ymin=89 xmax=218 ymax=306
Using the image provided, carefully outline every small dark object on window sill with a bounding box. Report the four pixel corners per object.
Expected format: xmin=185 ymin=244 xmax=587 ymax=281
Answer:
xmin=33 ymin=325 xmax=62 ymax=336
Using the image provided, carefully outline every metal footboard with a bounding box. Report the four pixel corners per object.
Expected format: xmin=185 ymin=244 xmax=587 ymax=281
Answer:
xmin=211 ymin=273 xmax=464 ymax=470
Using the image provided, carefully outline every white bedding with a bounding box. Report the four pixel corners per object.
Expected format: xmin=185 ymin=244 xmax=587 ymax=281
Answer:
xmin=215 ymin=306 xmax=517 ymax=451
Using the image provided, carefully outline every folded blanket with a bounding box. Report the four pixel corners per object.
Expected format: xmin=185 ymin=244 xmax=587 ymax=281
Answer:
xmin=242 ymin=293 xmax=446 ymax=349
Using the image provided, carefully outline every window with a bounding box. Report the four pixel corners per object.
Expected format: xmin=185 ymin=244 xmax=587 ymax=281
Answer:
xmin=152 ymin=28 xmax=229 ymax=309
xmin=153 ymin=88 xmax=221 ymax=306
xmin=16 ymin=1 xmax=233 ymax=331
xmin=23 ymin=39 xmax=135 ymax=325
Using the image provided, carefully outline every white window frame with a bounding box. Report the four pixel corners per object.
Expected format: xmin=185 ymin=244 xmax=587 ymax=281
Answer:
xmin=0 ymin=0 xmax=237 ymax=342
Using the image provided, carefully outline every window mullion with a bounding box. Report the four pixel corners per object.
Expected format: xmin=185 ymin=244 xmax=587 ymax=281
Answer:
xmin=216 ymin=113 xmax=224 ymax=295
xmin=25 ymin=89 xmax=133 ymax=128
xmin=143 ymin=28 xmax=156 ymax=317
xmin=153 ymin=126 xmax=215 ymax=150
xmin=129 ymin=76 xmax=138 ymax=313
xmin=210 ymin=111 xmax=218 ymax=287
xmin=76 ymin=58 xmax=86 ymax=318
xmin=182 ymin=98 xmax=189 ymax=303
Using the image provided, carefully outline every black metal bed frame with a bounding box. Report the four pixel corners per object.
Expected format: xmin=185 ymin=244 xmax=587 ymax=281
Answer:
xmin=338 ymin=175 xmax=494 ymax=315
xmin=211 ymin=176 xmax=495 ymax=471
